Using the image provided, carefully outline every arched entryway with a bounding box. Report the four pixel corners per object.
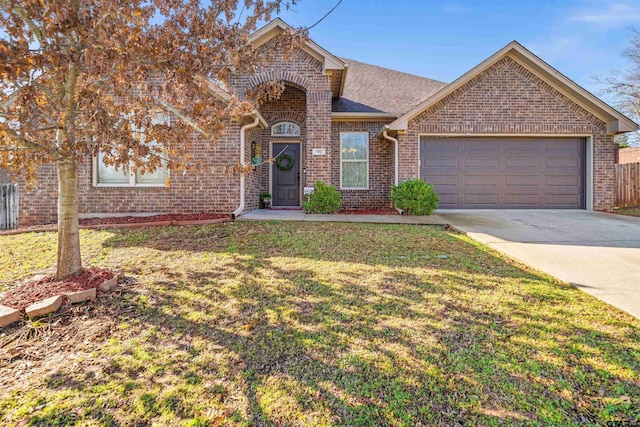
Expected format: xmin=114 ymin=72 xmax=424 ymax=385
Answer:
xmin=258 ymin=85 xmax=307 ymax=208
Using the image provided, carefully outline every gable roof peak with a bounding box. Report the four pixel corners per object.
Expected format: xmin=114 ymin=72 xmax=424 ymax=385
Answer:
xmin=249 ymin=18 xmax=345 ymax=72
xmin=388 ymin=40 xmax=638 ymax=134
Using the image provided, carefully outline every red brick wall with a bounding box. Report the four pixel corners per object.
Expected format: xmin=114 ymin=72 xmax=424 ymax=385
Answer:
xmin=244 ymin=126 xmax=265 ymax=211
xmin=305 ymin=90 xmax=333 ymax=184
xmin=330 ymin=121 xmax=393 ymax=209
xmin=17 ymin=165 xmax=58 ymax=225
xmin=0 ymin=168 xmax=11 ymax=184
xmin=19 ymin=126 xmax=241 ymax=226
xmin=619 ymin=147 xmax=640 ymax=164
xmin=398 ymin=56 xmax=615 ymax=211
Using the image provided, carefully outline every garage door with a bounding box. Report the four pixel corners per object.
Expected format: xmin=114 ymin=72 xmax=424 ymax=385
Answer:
xmin=420 ymin=137 xmax=585 ymax=209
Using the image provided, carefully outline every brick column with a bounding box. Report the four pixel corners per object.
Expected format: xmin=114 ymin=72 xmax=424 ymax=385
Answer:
xmin=304 ymin=90 xmax=332 ymax=187
xmin=397 ymin=129 xmax=420 ymax=182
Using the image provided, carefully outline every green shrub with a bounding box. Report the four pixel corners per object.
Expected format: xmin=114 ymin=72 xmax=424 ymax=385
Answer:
xmin=390 ymin=179 xmax=439 ymax=215
xmin=303 ymin=181 xmax=342 ymax=214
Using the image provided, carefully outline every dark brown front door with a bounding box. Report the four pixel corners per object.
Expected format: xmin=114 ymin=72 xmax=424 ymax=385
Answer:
xmin=420 ymin=137 xmax=586 ymax=209
xmin=272 ymin=143 xmax=301 ymax=207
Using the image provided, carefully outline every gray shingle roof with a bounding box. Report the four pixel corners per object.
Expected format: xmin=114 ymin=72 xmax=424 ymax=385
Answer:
xmin=333 ymin=58 xmax=447 ymax=116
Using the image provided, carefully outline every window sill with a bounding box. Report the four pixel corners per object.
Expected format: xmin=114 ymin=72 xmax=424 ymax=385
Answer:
xmin=94 ymin=184 xmax=168 ymax=188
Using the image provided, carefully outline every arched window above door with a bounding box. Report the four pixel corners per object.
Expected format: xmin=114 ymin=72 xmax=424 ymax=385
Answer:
xmin=271 ymin=122 xmax=301 ymax=137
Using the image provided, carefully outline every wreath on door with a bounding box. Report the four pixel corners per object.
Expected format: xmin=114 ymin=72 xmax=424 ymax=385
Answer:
xmin=275 ymin=153 xmax=295 ymax=171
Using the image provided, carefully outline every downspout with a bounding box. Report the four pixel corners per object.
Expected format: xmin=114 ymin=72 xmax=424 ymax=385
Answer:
xmin=382 ymin=126 xmax=399 ymax=186
xmin=232 ymin=117 xmax=261 ymax=219
xmin=382 ymin=126 xmax=402 ymax=214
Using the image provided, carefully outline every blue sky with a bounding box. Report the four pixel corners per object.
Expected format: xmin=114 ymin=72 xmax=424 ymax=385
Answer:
xmin=276 ymin=0 xmax=640 ymax=103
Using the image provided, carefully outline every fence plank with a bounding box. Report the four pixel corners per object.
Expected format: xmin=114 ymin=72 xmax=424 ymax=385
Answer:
xmin=0 ymin=183 xmax=18 ymax=230
xmin=616 ymin=162 xmax=640 ymax=208
xmin=13 ymin=183 xmax=18 ymax=229
xmin=1 ymin=185 xmax=5 ymax=230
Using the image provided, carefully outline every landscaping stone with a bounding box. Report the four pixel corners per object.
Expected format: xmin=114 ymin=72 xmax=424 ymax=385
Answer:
xmin=98 ymin=277 xmax=117 ymax=292
xmin=65 ymin=288 xmax=97 ymax=303
xmin=25 ymin=296 xmax=62 ymax=318
xmin=171 ymin=218 xmax=230 ymax=226
xmin=114 ymin=268 xmax=124 ymax=280
xmin=0 ymin=305 xmax=21 ymax=327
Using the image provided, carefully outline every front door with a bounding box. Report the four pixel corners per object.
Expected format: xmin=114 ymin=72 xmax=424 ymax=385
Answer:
xmin=272 ymin=143 xmax=301 ymax=207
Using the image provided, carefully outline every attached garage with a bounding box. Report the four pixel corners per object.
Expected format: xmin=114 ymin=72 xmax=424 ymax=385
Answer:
xmin=420 ymin=137 xmax=586 ymax=209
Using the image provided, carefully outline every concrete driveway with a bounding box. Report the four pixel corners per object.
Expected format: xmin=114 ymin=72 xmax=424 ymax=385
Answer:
xmin=437 ymin=210 xmax=640 ymax=318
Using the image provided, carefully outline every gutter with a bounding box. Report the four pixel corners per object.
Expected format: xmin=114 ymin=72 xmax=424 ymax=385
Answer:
xmin=232 ymin=117 xmax=261 ymax=219
xmin=381 ymin=125 xmax=399 ymax=186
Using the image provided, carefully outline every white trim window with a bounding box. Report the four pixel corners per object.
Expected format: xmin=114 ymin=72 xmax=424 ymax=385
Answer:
xmin=272 ymin=122 xmax=301 ymax=137
xmin=94 ymin=113 xmax=170 ymax=187
xmin=340 ymin=132 xmax=369 ymax=190
xmin=95 ymin=147 xmax=169 ymax=187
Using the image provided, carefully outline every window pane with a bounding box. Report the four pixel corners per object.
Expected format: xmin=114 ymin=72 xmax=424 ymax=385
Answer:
xmin=135 ymin=167 xmax=166 ymax=184
xmin=341 ymin=133 xmax=367 ymax=160
xmin=136 ymin=155 xmax=168 ymax=185
xmin=97 ymin=152 xmax=129 ymax=184
xmin=272 ymin=122 xmax=300 ymax=136
xmin=342 ymin=161 xmax=367 ymax=188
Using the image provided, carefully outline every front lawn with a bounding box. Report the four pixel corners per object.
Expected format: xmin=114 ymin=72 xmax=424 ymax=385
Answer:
xmin=1 ymin=222 xmax=639 ymax=426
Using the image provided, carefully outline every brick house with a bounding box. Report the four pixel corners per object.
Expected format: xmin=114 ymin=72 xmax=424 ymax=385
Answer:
xmin=13 ymin=19 xmax=639 ymax=225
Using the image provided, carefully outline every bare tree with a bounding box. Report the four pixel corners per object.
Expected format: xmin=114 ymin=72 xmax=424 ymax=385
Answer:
xmin=600 ymin=28 xmax=640 ymax=146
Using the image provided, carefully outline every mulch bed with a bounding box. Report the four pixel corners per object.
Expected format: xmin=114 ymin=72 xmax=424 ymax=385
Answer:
xmin=0 ymin=267 xmax=114 ymax=310
xmin=0 ymin=213 xmax=230 ymax=236
xmin=79 ymin=213 xmax=228 ymax=226
xmin=339 ymin=208 xmax=399 ymax=215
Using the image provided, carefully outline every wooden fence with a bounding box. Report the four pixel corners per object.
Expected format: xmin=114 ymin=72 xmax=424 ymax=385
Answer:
xmin=1 ymin=183 xmax=19 ymax=230
xmin=615 ymin=162 xmax=640 ymax=208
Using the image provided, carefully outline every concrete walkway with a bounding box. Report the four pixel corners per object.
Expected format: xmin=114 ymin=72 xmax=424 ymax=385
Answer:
xmin=438 ymin=210 xmax=640 ymax=319
xmin=238 ymin=209 xmax=448 ymax=225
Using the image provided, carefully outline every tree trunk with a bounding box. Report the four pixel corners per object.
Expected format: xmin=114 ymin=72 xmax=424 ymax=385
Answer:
xmin=56 ymin=155 xmax=82 ymax=280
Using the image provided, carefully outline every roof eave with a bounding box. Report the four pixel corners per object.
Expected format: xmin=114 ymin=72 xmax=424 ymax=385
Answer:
xmin=198 ymin=74 xmax=233 ymax=102
xmin=331 ymin=112 xmax=397 ymax=121
xmin=608 ymin=119 xmax=639 ymax=134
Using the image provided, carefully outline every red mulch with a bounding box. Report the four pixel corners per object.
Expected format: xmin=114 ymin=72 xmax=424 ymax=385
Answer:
xmin=0 ymin=213 xmax=231 ymax=235
xmin=0 ymin=267 xmax=115 ymax=310
xmin=79 ymin=213 xmax=228 ymax=226
xmin=339 ymin=208 xmax=399 ymax=215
